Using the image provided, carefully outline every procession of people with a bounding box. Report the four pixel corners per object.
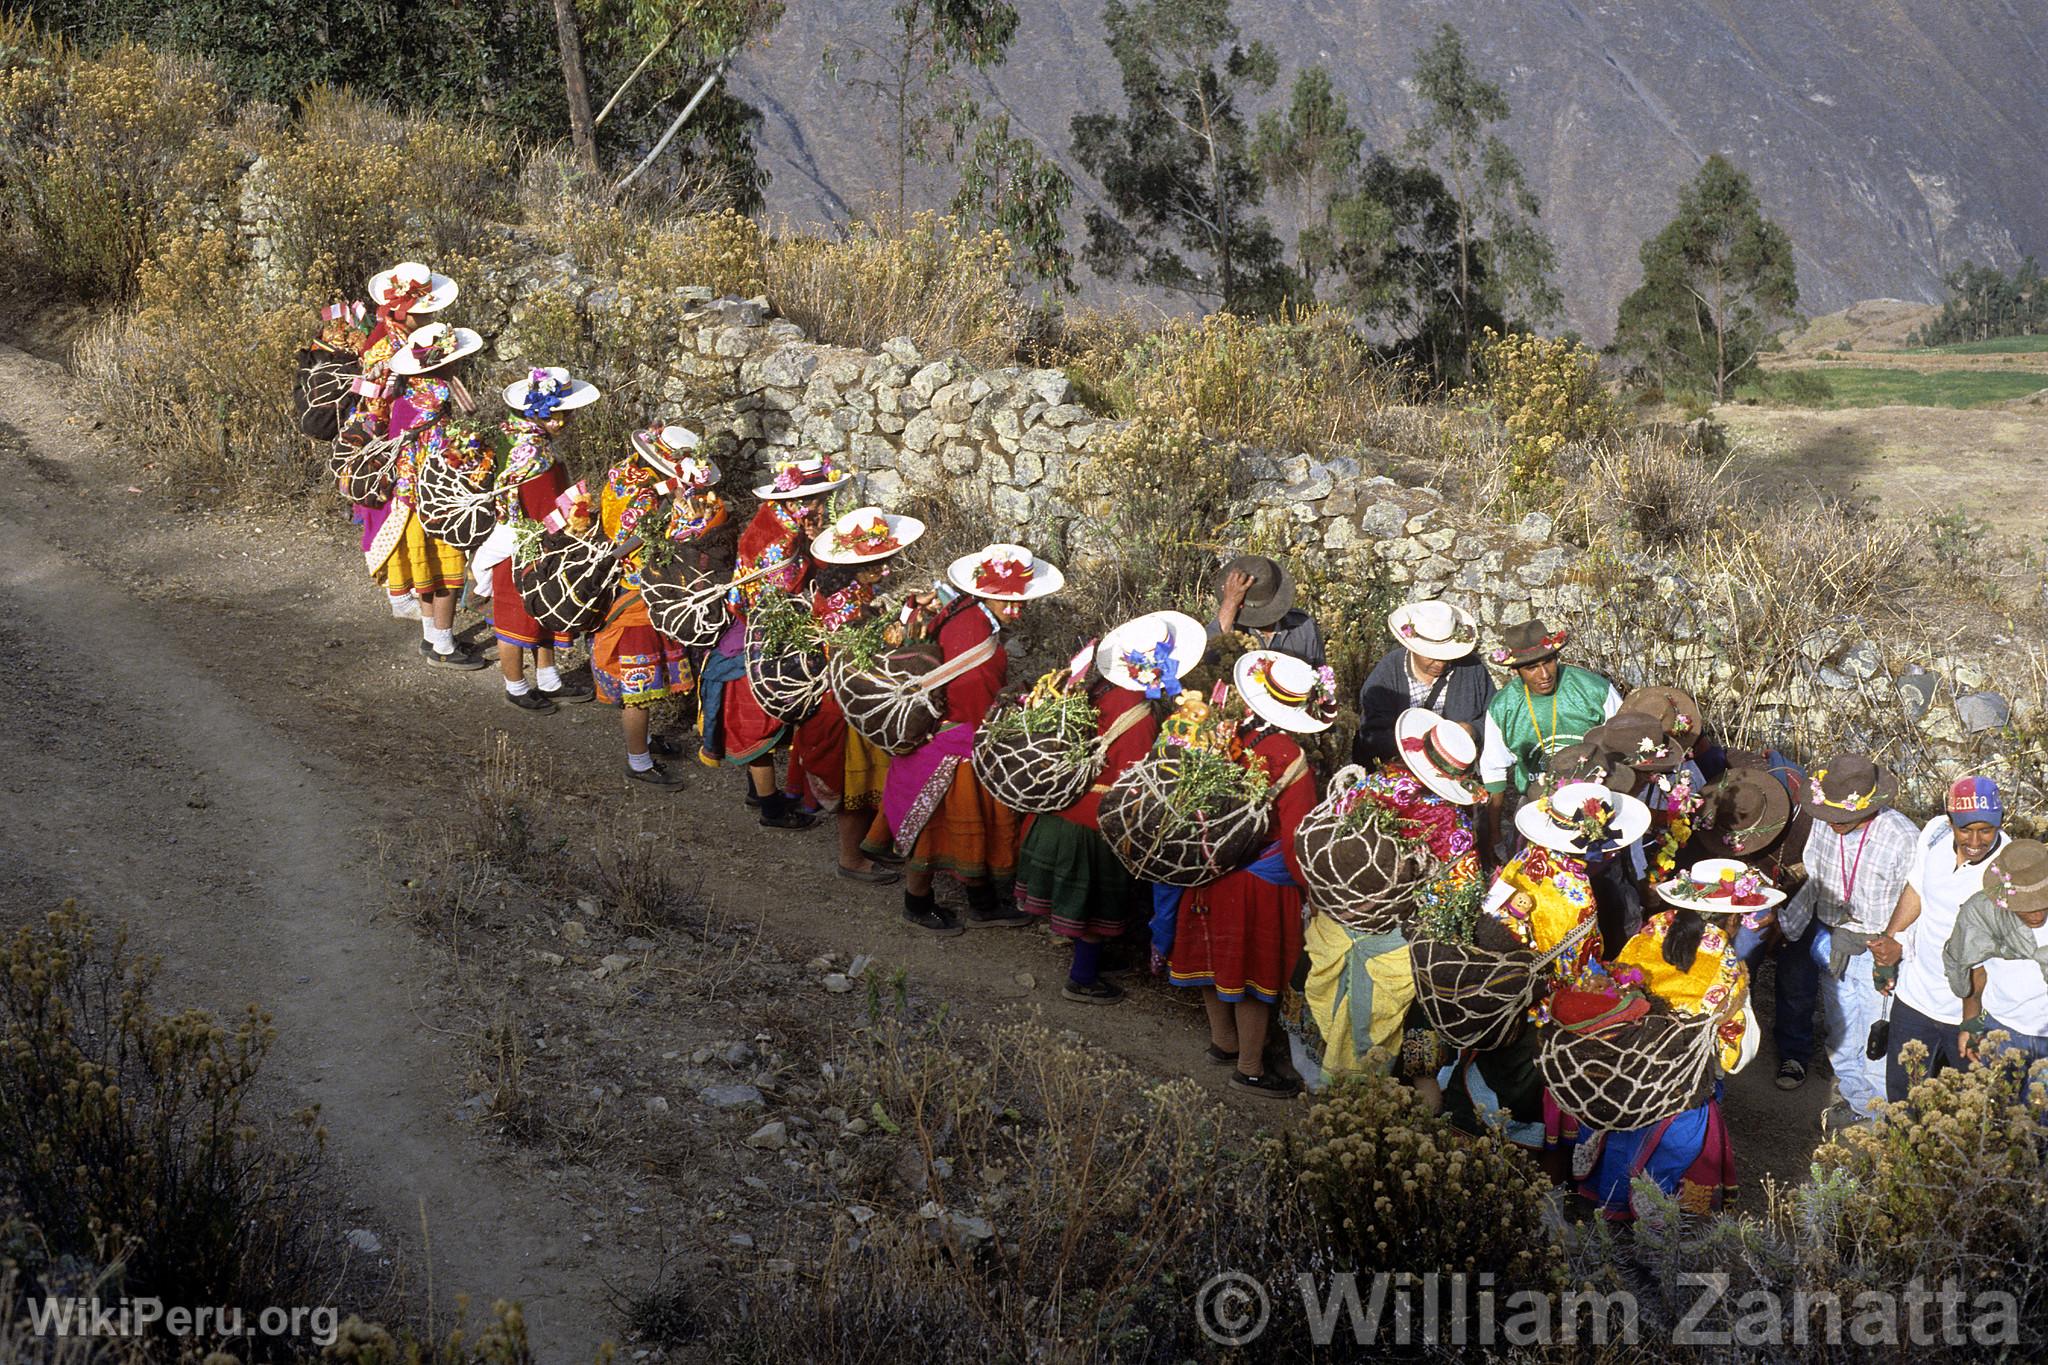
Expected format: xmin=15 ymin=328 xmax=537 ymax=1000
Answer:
xmin=303 ymin=260 xmax=2048 ymax=1224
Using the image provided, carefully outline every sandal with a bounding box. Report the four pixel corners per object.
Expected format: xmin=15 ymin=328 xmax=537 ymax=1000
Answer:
xmin=1231 ymin=1071 xmax=1303 ymax=1099
xmin=836 ymin=863 xmax=902 ymax=885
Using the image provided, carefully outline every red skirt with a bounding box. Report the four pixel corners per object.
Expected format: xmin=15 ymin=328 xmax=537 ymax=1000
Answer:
xmin=717 ymin=673 xmax=786 ymax=766
xmin=1167 ymin=872 xmax=1304 ymax=1004
xmin=491 ymin=559 xmax=570 ymax=651
xmin=591 ymin=591 xmax=690 ymax=707
xmin=789 ymin=694 xmax=848 ymax=806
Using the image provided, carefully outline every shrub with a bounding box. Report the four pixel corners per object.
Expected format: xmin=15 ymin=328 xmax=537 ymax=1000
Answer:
xmin=1466 ymin=328 xmax=1621 ymax=500
xmin=1556 ymin=431 xmax=1741 ymax=549
xmin=0 ymin=37 xmax=238 ymax=300
xmin=0 ymin=908 xmax=342 ymax=1349
xmin=763 ymin=211 xmax=1025 ymax=368
xmin=1773 ymin=368 xmax=1835 ymax=406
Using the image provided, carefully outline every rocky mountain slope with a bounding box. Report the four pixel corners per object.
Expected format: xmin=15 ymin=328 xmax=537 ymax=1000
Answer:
xmin=730 ymin=0 xmax=2048 ymax=340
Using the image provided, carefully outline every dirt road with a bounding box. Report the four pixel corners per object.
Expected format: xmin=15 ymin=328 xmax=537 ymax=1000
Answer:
xmin=0 ymin=334 xmax=1831 ymax=1354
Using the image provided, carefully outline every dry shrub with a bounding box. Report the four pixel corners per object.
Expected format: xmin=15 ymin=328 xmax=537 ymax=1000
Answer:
xmin=0 ymin=36 xmax=238 ymax=300
xmin=1082 ymin=306 xmax=1406 ymax=451
xmin=0 ymin=908 xmax=345 ymax=1349
xmin=763 ymin=210 xmax=1025 ymax=367
xmin=1465 ymin=327 xmax=1621 ymax=501
xmin=75 ymin=225 xmax=316 ymax=498
xmin=1555 ymin=431 xmax=1742 ymax=549
xmin=261 ymin=86 xmax=518 ymax=301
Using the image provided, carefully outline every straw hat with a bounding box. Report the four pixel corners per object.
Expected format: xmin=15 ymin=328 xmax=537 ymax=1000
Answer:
xmin=754 ymin=456 xmax=850 ymax=501
xmin=1216 ymin=555 xmax=1296 ymax=629
xmin=503 ymin=366 xmax=600 ymax=417
xmin=385 ymin=322 xmax=483 ymax=375
xmin=367 ymin=261 xmax=457 ymax=314
xmin=1233 ymin=649 xmax=1336 ymax=735
xmin=810 ymin=506 xmax=924 ymax=566
xmin=1096 ymin=611 xmax=1207 ymax=697
xmin=1808 ymin=754 xmax=1897 ymax=826
xmin=1653 ymin=857 xmax=1787 ymax=913
xmin=1394 ymin=708 xmax=1481 ymax=805
xmin=1387 ymin=599 xmax=1480 ymax=662
xmin=946 ymin=544 xmax=1064 ymax=602
xmin=1515 ymin=781 xmax=1651 ymax=856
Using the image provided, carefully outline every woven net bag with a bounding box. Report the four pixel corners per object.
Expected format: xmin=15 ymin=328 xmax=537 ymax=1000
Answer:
xmin=1409 ymin=917 xmax=1596 ymax=1051
xmin=1097 ymin=753 xmax=1275 ymax=887
xmin=337 ymin=433 xmax=399 ymax=505
xmin=1294 ymin=765 xmax=1428 ymax=934
xmin=639 ymin=563 xmax=729 ymax=648
xmin=973 ymin=715 xmax=1099 ymax=816
xmin=1539 ymin=1009 xmax=1719 ymax=1130
xmin=829 ymin=647 xmax=949 ymax=756
xmin=743 ymin=618 xmax=831 ymax=724
xmin=513 ymin=536 xmax=619 ymax=636
xmin=414 ymin=454 xmax=496 ymax=551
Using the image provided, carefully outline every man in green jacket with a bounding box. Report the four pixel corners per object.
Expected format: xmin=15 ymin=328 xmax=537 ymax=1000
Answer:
xmin=1477 ymin=618 xmax=1620 ymax=865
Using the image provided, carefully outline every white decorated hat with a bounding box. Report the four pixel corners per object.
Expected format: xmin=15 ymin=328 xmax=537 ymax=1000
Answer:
xmin=811 ymin=506 xmax=925 ymax=565
xmin=1394 ymin=708 xmax=1481 ymax=805
xmin=1095 ymin=611 xmax=1206 ymax=696
xmin=754 ymin=456 xmax=850 ymax=501
xmin=1514 ymin=781 xmax=1652 ymax=856
xmin=1233 ymin=649 xmax=1336 ymax=735
xmin=367 ymin=261 xmax=457 ymax=314
xmin=1653 ymin=857 xmax=1788 ymax=914
xmin=1388 ymin=599 xmax=1480 ymax=661
xmin=631 ymin=426 xmax=719 ymax=487
xmin=503 ymin=366 xmax=599 ymax=416
xmin=946 ymin=543 xmax=1064 ymax=602
xmin=385 ymin=322 xmax=483 ymax=374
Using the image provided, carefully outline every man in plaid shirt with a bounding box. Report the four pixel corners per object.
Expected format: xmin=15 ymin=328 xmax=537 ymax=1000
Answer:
xmin=1781 ymin=753 xmax=1918 ymax=1132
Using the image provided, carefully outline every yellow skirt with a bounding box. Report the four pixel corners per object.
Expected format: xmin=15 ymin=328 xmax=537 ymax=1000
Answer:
xmin=377 ymin=517 xmax=468 ymax=596
xmin=1302 ymin=915 xmax=1414 ymax=1077
xmin=843 ymin=730 xmax=890 ymax=813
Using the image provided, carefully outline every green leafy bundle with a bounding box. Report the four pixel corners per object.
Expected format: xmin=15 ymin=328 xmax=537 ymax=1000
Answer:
xmin=981 ymin=686 xmax=1099 ymax=771
xmin=748 ymin=587 xmax=827 ymax=658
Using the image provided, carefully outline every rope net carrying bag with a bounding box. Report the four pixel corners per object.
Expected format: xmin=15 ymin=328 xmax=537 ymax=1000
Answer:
xmin=413 ymin=454 xmax=497 ymax=552
xmin=831 ymin=633 xmax=999 ymax=757
xmin=972 ymin=698 xmax=1134 ymax=817
xmin=641 ymin=559 xmax=782 ymax=648
xmin=1096 ymin=753 xmax=1281 ymax=888
xmin=337 ymin=433 xmax=399 ymax=505
xmin=514 ymin=536 xmax=619 ymax=636
xmin=743 ymin=618 xmax=830 ymax=724
xmin=1294 ymin=764 xmax=1429 ymax=935
xmin=1539 ymin=1008 xmax=1719 ymax=1130
xmin=1409 ymin=917 xmax=1595 ymax=1051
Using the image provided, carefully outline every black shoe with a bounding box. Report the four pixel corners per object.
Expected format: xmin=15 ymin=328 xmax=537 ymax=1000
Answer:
xmin=504 ymin=688 xmax=558 ymax=713
xmin=1776 ymin=1059 xmax=1808 ymax=1091
xmin=419 ymin=640 xmax=488 ymax=670
xmin=1061 ymin=977 xmax=1125 ymax=1005
xmin=965 ymin=905 xmax=1032 ymax=928
xmin=902 ymin=901 xmax=964 ymax=937
xmin=649 ymin=735 xmax=685 ymax=759
xmin=626 ymin=759 xmax=686 ymax=788
xmin=1231 ymin=1071 xmax=1303 ymax=1100
xmin=758 ymin=793 xmax=818 ymax=830
xmin=540 ymin=678 xmax=594 ymax=703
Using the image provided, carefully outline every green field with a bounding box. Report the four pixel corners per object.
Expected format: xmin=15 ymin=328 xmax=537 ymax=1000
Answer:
xmin=1746 ymin=366 xmax=2048 ymax=410
xmin=1901 ymin=334 xmax=2048 ymax=356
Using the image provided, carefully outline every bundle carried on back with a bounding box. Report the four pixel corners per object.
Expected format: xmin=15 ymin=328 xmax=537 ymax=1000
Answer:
xmin=513 ymin=525 xmax=619 ymax=636
xmin=413 ymin=420 xmax=502 ymax=552
xmin=1098 ymin=689 xmax=1287 ymax=887
xmin=1539 ymin=992 xmax=1719 ymax=1130
xmin=830 ymin=600 xmax=996 ymax=756
xmin=973 ymin=649 xmax=1104 ymax=815
xmin=743 ymin=587 xmax=834 ymax=724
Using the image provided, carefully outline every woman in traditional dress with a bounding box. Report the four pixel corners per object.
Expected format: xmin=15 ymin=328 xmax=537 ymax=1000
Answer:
xmin=483 ymin=366 xmax=599 ymax=712
xmin=1553 ymin=858 xmax=1766 ymax=1219
xmin=594 ymin=426 xmax=725 ymax=787
xmin=340 ymin=261 xmax=456 ymax=622
xmin=1165 ymin=649 xmax=1332 ymax=1097
xmin=785 ymin=506 xmax=925 ymax=882
xmin=1302 ymin=709 xmax=1482 ymax=1079
xmin=697 ymin=456 xmax=847 ymax=829
xmin=379 ymin=320 xmax=488 ymax=667
xmin=1016 ymin=611 xmax=1206 ymax=1004
xmin=866 ymin=543 xmax=1065 ymax=935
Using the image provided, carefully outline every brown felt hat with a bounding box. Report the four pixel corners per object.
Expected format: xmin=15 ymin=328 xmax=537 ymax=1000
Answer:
xmin=1809 ymin=753 xmax=1898 ymax=826
xmin=1619 ymin=686 xmax=1704 ymax=745
xmin=1537 ymin=739 xmax=1640 ymax=798
xmin=1217 ymin=555 xmax=1296 ymax=629
xmin=1985 ymin=839 xmax=2048 ymax=914
xmin=1587 ymin=712 xmax=1684 ymax=775
xmin=1488 ymin=619 xmax=1567 ymax=669
xmin=1696 ymin=767 xmax=1793 ymax=857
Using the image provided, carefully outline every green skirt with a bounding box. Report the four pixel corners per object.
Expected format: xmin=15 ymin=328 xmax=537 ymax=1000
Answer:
xmin=1014 ymin=813 xmax=1142 ymax=940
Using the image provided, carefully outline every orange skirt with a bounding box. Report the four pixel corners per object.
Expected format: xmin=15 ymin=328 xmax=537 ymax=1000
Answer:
xmin=864 ymin=760 xmax=1018 ymax=883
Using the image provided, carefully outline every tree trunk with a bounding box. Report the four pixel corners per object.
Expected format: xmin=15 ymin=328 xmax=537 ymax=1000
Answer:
xmin=552 ymin=0 xmax=600 ymax=174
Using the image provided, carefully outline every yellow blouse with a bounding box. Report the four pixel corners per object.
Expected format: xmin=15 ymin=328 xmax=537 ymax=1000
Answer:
xmin=1616 ymin=910 xmax=1754 ymax=1072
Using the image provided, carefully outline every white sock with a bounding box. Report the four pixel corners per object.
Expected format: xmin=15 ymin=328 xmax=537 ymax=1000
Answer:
xmin=389 ymin=592 xmax=419 ymax=619
xmin=426 ymin=625 xmax=456 ymax=654
xmin=536 ymin=665 xmax=562 ymax=691
xmin=626 ymin=750 xmax=655 ymax=772
xmin=505 ymin=678 xmax=532 ymax=696
xmin=420 ymin=619 xmax=438 ymax=643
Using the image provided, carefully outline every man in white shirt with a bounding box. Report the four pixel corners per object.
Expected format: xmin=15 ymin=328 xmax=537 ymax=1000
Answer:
xmin=1780 ymin=754 xmax=1919 ymax=1133
xmin=1943 ymin=838 xmax=2048 ymax=1070
xmin=1869 ymin=777 xmax=2007 ymax=1101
